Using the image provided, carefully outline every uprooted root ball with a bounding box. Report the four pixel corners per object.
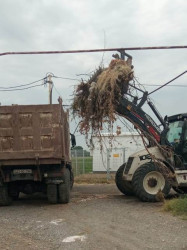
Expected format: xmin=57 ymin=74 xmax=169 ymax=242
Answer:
xmin=72 ymin=59 xmax=134 ymax=136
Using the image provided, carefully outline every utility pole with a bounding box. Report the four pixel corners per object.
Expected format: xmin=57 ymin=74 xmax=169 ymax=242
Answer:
xmin=47 ymin=74 xmax=53 ymax=104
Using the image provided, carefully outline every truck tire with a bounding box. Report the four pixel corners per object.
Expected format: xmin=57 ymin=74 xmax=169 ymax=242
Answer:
xmin=47 ymin=184 xmax=58 ymax=204
xmin=10 ymin=192 xmax=19 ymax=201
xmin=0 ymin=185 xmax=12 ymax=206
xmin=70 ymin=171 xmax=74 ymax=190
xmin=58 ymin=168 xmax=70 ymax=204
xmin=115 ymin=163 xmax=134 ymax=196
xmin=9 ymin=186 xmax=19 ymax=200
xmin=132 ymin=162 xmax=171 ymax=202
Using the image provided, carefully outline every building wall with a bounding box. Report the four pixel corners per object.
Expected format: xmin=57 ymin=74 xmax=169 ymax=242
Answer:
xmin=91 ymin=133 xmax=144 ymax=172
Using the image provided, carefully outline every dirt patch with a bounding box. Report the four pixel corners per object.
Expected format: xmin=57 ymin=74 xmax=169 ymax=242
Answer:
xmin=74 ymin=173 xmax=115 ymax=184
xmin=0 ymin=184 xmax=187 ymax=250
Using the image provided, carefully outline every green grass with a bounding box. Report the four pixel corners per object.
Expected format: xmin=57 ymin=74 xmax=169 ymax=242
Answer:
xmin=163 ymin=195 xmax=187 ymax=219
xmin=71 ymin=156 xmax=115 ymax=183
xmin=71 ymin=157 xmax=93 ymax=176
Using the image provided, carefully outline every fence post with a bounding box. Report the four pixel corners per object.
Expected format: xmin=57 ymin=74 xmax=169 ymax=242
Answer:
xmin=75 ymin=149 xmax=78 ymax=176
xmin=83 ymin=149 xmax=85 ymax=174
xmin=106 ymin=148 xmax=111 ymax=181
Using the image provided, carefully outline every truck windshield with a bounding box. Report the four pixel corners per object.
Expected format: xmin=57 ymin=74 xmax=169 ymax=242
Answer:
xmin=167 ymin=121 xmax=184 ymax=144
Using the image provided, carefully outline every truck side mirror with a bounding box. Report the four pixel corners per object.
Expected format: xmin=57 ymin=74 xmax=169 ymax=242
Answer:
xmin=70 ymin=133 xmax=76 ymax=148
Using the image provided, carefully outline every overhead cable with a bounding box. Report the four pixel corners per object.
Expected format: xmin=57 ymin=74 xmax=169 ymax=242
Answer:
xmin=0 ymin=78 xmax=46 ymax=89
xmin=53 ymin=76 xmax=80 ymax=81
xmin=148 ymin=70 xmax=187 ymax=95
xmin=53 ymin=83 xmax=62 ymax=98
xmin=0 ymin=83 xmax=45 ymax=91
xmin=0 ymin=45 xmax=187 ymax=57
xmin=143 ymin=84 xmax=187 ymax=87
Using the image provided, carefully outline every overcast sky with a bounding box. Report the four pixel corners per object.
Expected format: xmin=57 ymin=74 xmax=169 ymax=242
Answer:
xmin=0 ymin=0 xmax=186 ymax=148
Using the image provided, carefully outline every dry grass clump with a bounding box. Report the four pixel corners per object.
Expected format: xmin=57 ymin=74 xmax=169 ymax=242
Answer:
xmin=74 ymin=173 xmax=115 ymax=184
xmin=72 ymin=59 xmax=133 ymax=136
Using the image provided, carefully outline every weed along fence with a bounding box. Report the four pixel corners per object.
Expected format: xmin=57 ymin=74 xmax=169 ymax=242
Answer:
xmin=71 ymin=148 xmax=93 ymax=176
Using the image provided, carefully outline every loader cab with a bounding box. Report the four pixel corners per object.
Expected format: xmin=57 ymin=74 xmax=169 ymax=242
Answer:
xmin=166 ymin=113 xmax=187 ymax=167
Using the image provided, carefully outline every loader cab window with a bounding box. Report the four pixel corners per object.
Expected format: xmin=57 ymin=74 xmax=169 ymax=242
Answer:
xmin=183 ymin=121 xmax=187 ymax=154
xmin=167 ymin=121 xmax=184 ymax=144
xmin=184 ymin=122 xmax=187 ymax=141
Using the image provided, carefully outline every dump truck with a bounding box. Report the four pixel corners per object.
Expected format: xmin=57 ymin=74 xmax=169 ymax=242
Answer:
xmin=0 ymin=98 xmax=74 ymax=205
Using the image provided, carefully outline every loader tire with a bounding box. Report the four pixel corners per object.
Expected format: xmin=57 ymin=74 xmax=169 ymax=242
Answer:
xmin=115 ymin=163 xmax=134 ymax=196
xmin=180 ymin=187 xmax=187 ymax=193
xmin=58 ymin=168 xmax=70 ymax=204
xmin=0 ymin=185 xmax=12 ymax=206
xmin=47 ymin=184 xmax=58 ymax=204
xmin=173 ymin=186 xmax=187 ymax=194
xmin=132 ymin=162 xmax=171 ymax=202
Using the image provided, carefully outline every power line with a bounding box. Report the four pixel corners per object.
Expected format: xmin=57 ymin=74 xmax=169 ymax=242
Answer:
xmin=148 ymin=70 xmax=187 ymax=95
xmin=0 ymin=75 xmax=78 ymax=92
xmin=53 ymin=76 xmax=80 ymax=81
xmin=53 ymin=83 xmax=62 ymax=98
xmin=0 ymin=83 xmax=45 ymax=91
xmin=0 ymin=74 xmax=79 ymax=94
xmin=0 ymin=77 xmax=46 ymax=89
xmin=1 ymin=69 xmax=186 ymax=94
xmin=143 ymin=84 xmax=187 ymax=87
xmin=0 ymin=45 xmax=186 ymax=57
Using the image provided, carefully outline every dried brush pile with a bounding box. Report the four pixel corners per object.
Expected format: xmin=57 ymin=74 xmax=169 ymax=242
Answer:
xmin=72 ymin=59 xmax=134 ymax=136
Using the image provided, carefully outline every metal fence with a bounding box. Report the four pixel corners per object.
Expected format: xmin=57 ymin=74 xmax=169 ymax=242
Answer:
xmin=71 ymin=149 xmax=93 ymax=176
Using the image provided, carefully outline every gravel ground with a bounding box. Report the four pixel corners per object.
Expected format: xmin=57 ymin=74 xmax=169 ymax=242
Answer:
xmin=0 ymin=184 xmax=186 ymax=250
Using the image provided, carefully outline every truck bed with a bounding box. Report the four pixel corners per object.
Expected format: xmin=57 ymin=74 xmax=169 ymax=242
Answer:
xmin=0 ymin=103 xmax=70 ymax=166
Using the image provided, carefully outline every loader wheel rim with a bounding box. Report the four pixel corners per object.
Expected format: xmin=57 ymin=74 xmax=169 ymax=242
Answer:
xmin=143 ymin=171 xmax=165 ymax=195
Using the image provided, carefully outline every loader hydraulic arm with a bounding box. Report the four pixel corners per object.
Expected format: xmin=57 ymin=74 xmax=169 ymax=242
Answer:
xmin=116 ymin=92 xmax=168 ymax=144
xmin=111 ymin=50 xmax=169 ymax=145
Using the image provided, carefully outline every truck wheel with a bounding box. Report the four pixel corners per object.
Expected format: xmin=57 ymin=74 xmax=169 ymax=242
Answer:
xmin=58 ymin=168 xmax=70 ymax=204
xmin=70 ymin=171 xmax=74 ymax=190
xmin=10 ymin=192 xmax=19 ymax=201
xmin=115 ymin=163 xmax=134 ymax=196
xmin=47 ymin=184 xmax=58 ymax=204
xmin=0 ymin=185 xmax=12 ymax=206
xmin=9 ymin=185 xmax=19 ymax=200
xmin=132 ymin=162 xmax=171 ymax=202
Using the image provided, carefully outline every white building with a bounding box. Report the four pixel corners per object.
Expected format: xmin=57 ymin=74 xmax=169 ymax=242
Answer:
xmin=91 ymin=132 xmax=145 ymax=172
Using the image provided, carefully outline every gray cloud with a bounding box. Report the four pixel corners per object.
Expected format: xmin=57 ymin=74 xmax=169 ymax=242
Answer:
xmin=0 ymin=0 xmax=186 ymax=148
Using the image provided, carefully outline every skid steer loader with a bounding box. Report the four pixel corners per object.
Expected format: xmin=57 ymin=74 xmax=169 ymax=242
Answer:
xmin=115 ymin=83 xmax=187 ymax=201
